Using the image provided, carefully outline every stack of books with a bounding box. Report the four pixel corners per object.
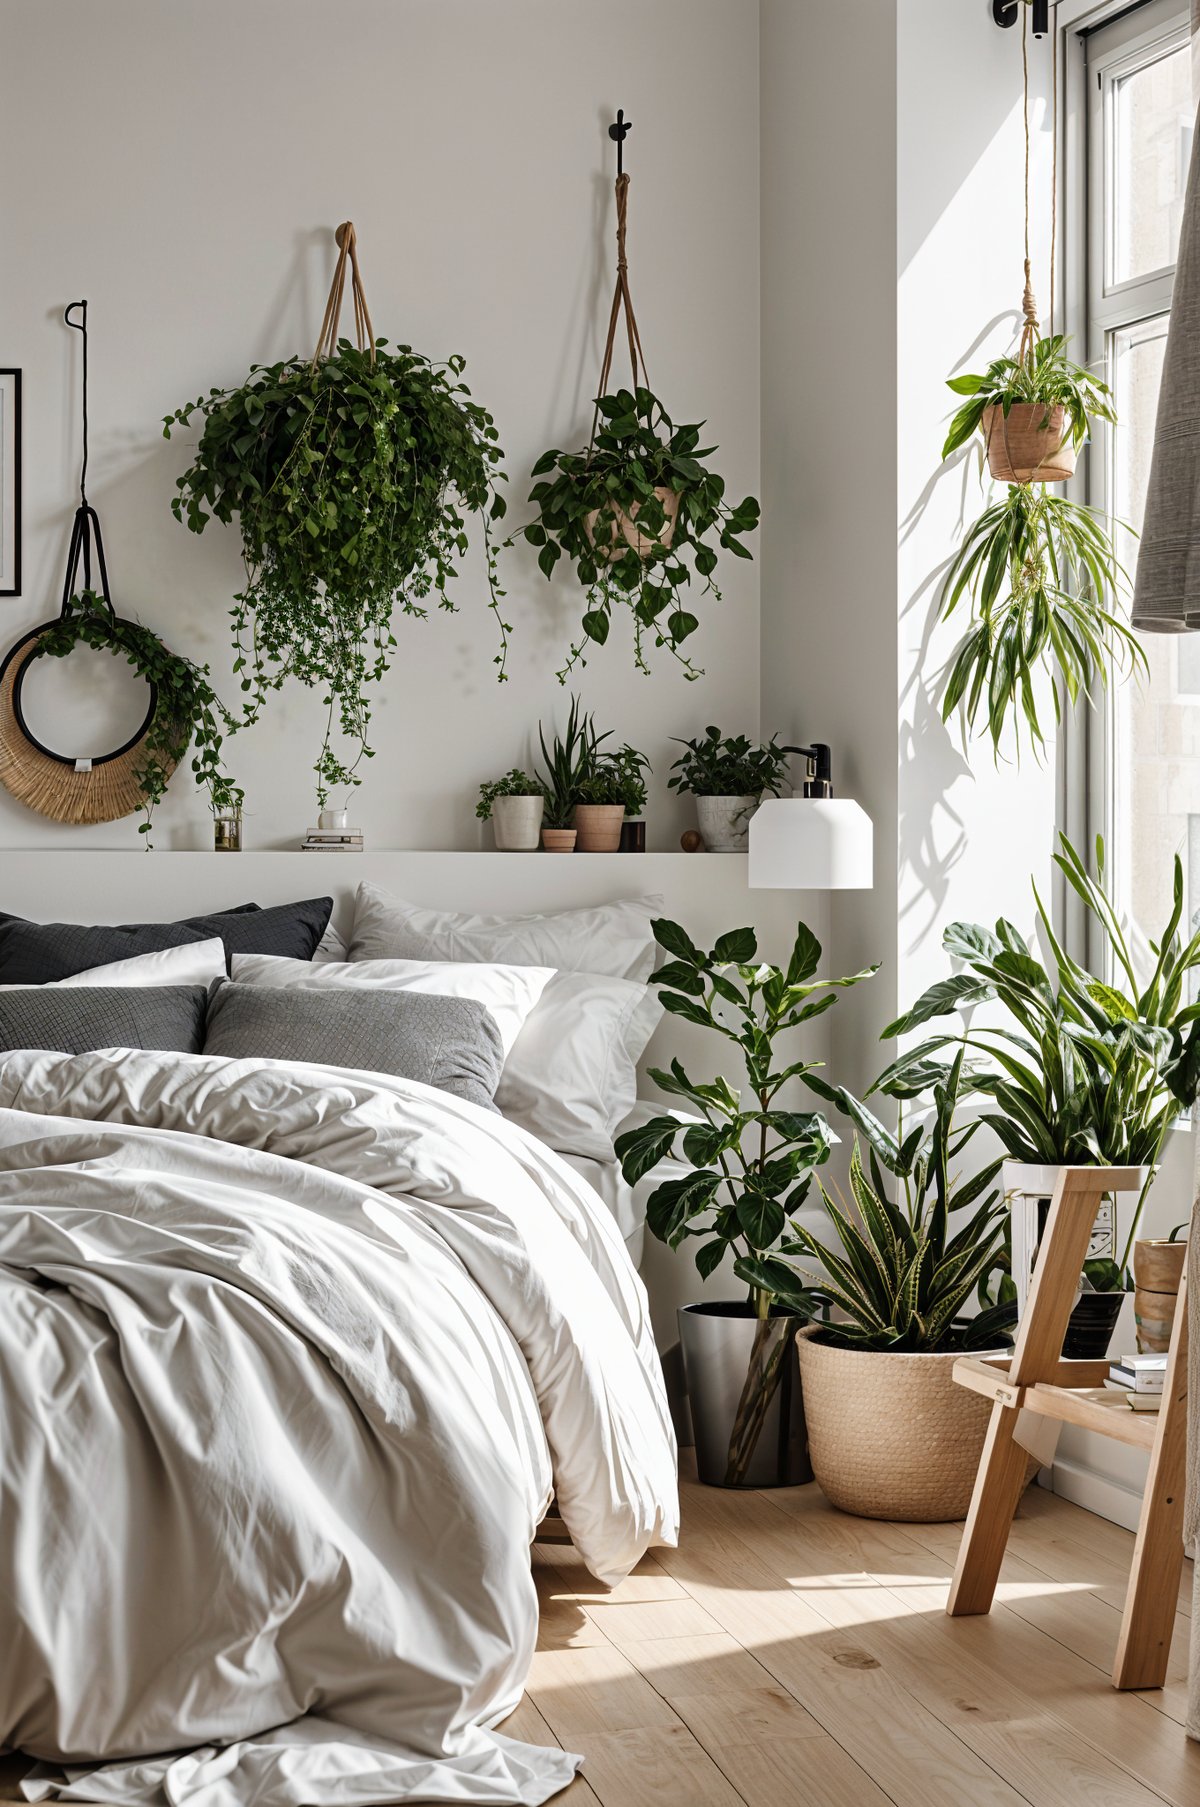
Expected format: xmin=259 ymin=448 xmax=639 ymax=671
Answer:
xmin=1104 ymin=1352 xmax=1167 ymax=1411
xmin=301 ymin=827 xmax=364 ymax=854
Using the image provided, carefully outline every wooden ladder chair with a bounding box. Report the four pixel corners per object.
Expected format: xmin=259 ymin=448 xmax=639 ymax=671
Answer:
xmin=946 ymin=1166 xmax=1190 ymax=1691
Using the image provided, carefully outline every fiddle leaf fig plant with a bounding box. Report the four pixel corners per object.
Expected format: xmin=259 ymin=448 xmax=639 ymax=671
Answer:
xmin=511 ymin=386 xmax=759 ymax=683
xmin=165 ymin=339 xmax=509 ymax=805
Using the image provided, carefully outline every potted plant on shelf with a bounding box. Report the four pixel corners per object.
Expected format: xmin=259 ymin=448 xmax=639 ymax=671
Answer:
xmin=667 ymin=727 xmax=798 ymax=853
xmin=1133 ymin=1223 xmax=1188 ymax=1354
xmin=164 ymin=224 xmax=510 ymax=810
xmin=476 ymin=769 xmax=544 ymax=851
xmin=536 ymin=696 xmax=592 ymax=852
xmin=875 ymin=835 xmax=1200 ymax=1360
xmin=575 ymin=733 xmax=651 ymax=853
xmin=938 ymin=334 xmax=1145 ymax=758
xmin=781 ymin=1056 xmax=1018 ymax=1522
xmin=513 ymin=387 xmax=760 ymax=684
xmin=615 ymin=916 xmax=878 ymax=1487
xmin=615 ymin=744 xmax=651 ymax=852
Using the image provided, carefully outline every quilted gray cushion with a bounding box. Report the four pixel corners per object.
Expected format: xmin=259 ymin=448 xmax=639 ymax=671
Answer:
xmin=0 ymin=899 xmax=334 ymax=985
xmin=203 ymin=982 xmax=504 ymax=1112
xmin=0 ymin=986 xmax=208 ymax=1056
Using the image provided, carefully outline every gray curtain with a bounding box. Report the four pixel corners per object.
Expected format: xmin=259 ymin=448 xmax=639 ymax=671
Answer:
xmin=1131 ymin=3 xmax=1200 ymax=629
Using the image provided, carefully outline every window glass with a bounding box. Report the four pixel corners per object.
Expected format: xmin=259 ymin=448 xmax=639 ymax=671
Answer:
xmin=1112 ymin=43 xmax=1191 ymax=285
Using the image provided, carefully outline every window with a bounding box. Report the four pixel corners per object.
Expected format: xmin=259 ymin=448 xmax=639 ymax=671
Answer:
xmin=1082 ymin=0 xmax=1191 ymax=975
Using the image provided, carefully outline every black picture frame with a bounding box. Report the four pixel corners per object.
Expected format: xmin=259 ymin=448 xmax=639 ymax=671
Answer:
xmin=1 ymin=368 xmax=22 ymax=597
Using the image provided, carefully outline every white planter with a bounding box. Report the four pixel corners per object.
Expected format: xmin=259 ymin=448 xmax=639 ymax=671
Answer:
xmin=491 ymin=793 xmax=544 ymax=851
xmin=695 ymin=794 xmax=758 ymax=853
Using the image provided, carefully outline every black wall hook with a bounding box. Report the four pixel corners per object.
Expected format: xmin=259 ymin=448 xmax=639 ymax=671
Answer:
xmin=608 ymin=108 xmax=632 ymax=177
xmin=993 ymin=0 xmax=1049 ymax=35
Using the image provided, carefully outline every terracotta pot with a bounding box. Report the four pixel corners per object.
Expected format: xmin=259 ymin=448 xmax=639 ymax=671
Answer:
xmin=982 ymin=403 xmax=1077 ymax=484
xmin=1133 ymin=1238 xmax=1187 ymax=1353
xmin=574 ymin=802 xmax=624 ymax=852
xmin=490 ymin=793 xmax=543 ymax=851
xmin=797 ymin=1333 xmax=995 ymax=1522
xmin=695 ymin=794 xmax=757 ymax=853
xmin=583 ymin=486 xmax=680 ymax=563
xmin=541 ymin=827 xmax=577 ymax=853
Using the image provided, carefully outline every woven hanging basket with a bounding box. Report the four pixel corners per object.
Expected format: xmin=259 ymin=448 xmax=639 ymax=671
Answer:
xmin=0 ymin=622 xmax=179 ymax=827
xmin=983 ymin=403 xmax=1077 ymax=485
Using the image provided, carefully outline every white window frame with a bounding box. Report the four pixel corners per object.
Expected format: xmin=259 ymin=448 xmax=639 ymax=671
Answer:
xmin=1057 ymin=0 xmax=1190 ymax=969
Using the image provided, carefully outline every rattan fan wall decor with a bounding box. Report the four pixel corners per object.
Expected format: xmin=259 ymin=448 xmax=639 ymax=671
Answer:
xmin=0 ymin=302 xmax=240 ymax=837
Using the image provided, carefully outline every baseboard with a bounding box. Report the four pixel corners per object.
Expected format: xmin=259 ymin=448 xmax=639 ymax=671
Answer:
xmin=1044 ymin=1454 xmax=1144 ymax=1533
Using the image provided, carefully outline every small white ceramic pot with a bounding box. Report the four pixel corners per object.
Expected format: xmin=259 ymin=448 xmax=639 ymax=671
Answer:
xmin=696 ymin=794 xmax=758 ymax=853
xmin=491 ymin=793 xmax=543 ymax=851
xmin=319 ymin=807 xmax=350 ymax=831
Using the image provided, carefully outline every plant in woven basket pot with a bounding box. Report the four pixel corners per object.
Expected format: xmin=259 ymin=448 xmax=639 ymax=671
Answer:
xmin=513 ymin=386 xmax=760 ymax=684
xmin=615 ymin=916 xmax=878 ymax=1487
xmin=875 ymin=834 xmax=1200 ymax=1362
xmin=164 ymin=223 xmax=510 ymax=808
xmin=777 ymin=1054 xmax=1017 ymax=1521
xmin=667 ymin=727 xmax=798 ymax=853
xmin=476 ymin=769 xmax=544 ymax=851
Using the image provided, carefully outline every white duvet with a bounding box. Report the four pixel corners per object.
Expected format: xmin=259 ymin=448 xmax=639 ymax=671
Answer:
xmin=0 ymin=1049 xmax=678 ymax=1807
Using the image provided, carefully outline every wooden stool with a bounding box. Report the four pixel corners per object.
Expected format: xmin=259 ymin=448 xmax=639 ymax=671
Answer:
xmin=946 ymin=1166 xmax=1189 ymax=1691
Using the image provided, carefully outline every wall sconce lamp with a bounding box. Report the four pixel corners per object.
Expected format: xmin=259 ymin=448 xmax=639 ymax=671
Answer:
xmin=993 ymin=1 xmax=1048 ymax=36
xmin=748 ymin=743 xmax=874 ymax=892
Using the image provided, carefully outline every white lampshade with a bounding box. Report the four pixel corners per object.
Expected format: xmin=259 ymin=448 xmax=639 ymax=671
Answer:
xmin=748 ymin=797 xmax=873 ymax=890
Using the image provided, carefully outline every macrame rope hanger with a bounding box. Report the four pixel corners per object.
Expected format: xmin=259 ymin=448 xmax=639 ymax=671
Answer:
xmin=1018 ymin=1 xmax=1059 ymax=368
xmin=312 ymin=221 xmax=376 ymax=369
xmin=592 ymin=109 xmax=651 ymax=440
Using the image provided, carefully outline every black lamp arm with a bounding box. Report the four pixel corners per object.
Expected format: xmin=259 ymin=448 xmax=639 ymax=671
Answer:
xmin=788 ymin=742 xmax=834 ymax=799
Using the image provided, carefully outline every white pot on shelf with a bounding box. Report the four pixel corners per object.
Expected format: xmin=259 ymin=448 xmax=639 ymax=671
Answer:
xmin=490 ymin=794 xmax=543 ymax=851
xmin=695 ymin=794 xmax=758 ymax=853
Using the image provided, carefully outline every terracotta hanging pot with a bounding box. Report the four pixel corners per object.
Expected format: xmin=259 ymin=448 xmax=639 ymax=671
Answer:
xmin=583 ymin=486 xmax=680 ymax=563
xmin=982 ymin=403 xmax=1076 ymax=484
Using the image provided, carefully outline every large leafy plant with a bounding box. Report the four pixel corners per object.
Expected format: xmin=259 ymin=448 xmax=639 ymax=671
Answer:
xmin=776 ymin=1055 xmax=1017 ymax=1353
xmin=513 ymin=386 xmax=759 ymax=683
xmin=165 ymin=339 xmax=509 ymax=804
xmin=667 ymin=727 xmax=797 ymax=799
xmin=942 ymin=334 xmax=1116 ymax=460
xmin=38 ymin=589 xmax=242 ymax=845
xmin=615 ymin=917 xmax=878 ymax=1315
xmin=877 ymin=834 xmax=1200 ymax=1286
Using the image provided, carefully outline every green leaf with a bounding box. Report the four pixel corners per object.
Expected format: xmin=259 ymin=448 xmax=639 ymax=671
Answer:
xmin=713 ymin=926 xmax=758 ymax=964
xmin=615 ymin=1115 xmax=680 ymax=1184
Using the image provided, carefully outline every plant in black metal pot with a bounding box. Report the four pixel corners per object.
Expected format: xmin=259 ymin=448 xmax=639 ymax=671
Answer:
xmin=164 ymin=223 xmax=509 ymax=809
xmin=667 ymin=728 xmax=798 ymax=853
xmin=875 ymin=835 xmax=1200 ymax=1360
xmin=615 ymin=916 xmax=878 ymax=1487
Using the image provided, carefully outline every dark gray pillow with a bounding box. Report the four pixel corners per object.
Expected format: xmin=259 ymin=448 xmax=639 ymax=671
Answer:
xmin=203 ymin=982 xmax=504 ymax=1112
xmin=0 ymin=986 xmax=208 ymax=1056
xmin=0 ymin=898 xmax=334 ymax=985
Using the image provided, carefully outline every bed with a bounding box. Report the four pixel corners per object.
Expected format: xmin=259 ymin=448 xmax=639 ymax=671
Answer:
xmin=0 ymin=870 xmax=700 ymax=1806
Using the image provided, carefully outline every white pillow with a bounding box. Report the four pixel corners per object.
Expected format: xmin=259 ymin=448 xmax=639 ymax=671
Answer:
xmin=232 ymin=949 xmax=662 ymax=1164
xmin=347 ymin=884 xmax=662 ymax=983
xmin=0 ymin=938 xmax=228 ymax=990
xmin=230 ymin=953 xmax=553 ymax=1060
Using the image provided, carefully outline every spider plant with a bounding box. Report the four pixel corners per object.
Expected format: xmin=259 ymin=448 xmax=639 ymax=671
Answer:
xmin=942 ymin=334 xmax=1116 ymax=460
xmin=940 ymin=484 xmax=1145 ymax=757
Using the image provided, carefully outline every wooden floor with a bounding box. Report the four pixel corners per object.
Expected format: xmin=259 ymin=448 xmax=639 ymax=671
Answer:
xmin=515 ymin=1457 xmax=1200 ymax=1807
xmin=3 ymin=1461 xmax=1196 ymax=1807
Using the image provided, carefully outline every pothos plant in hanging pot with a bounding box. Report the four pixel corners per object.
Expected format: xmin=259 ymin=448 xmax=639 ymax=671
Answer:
xmin=164 ymin=222 xmax=511 ymax=806
xmin=509 ymin=164 xmax=759 ymax=683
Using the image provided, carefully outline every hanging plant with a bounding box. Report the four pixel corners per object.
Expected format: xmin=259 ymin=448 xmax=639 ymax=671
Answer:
xmin=937 ymin=7 xmax=1144 ymax=757
xmin=38 ymin=589 xmax=243 ymax=840
xmin=510 ymin=135 xmax=759 ymax=682
xmin=164 ymin=223 xmax=510 ymax=804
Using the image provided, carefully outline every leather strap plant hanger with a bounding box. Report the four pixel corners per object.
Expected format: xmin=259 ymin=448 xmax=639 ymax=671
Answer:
xmin=983 ymin=2 xmax=1072 ymax=485
xmin=0 ymin=301 xmax=182 ymax=825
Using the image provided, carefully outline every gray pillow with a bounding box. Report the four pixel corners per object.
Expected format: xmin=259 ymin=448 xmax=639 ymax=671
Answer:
xmin=203 ymin=982 xmax=504 ymax=1112
xmin=0 ymin=898 xmax=334 ymax=985
xmin=0 ymin=986 xmax=208 ymax=1056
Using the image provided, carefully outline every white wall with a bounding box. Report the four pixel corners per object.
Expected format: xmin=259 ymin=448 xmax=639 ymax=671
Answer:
xmin=0 ymin=0 xmax=761 ymax=853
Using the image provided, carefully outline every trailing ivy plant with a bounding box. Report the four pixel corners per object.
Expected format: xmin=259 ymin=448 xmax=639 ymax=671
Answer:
xmin=37 ymin=589 xmax=242 ymax=844
xmin=165 ymin=339 xmax=509 ymax=805
xmin=511 ymin=385 xmax=759 ymax=683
